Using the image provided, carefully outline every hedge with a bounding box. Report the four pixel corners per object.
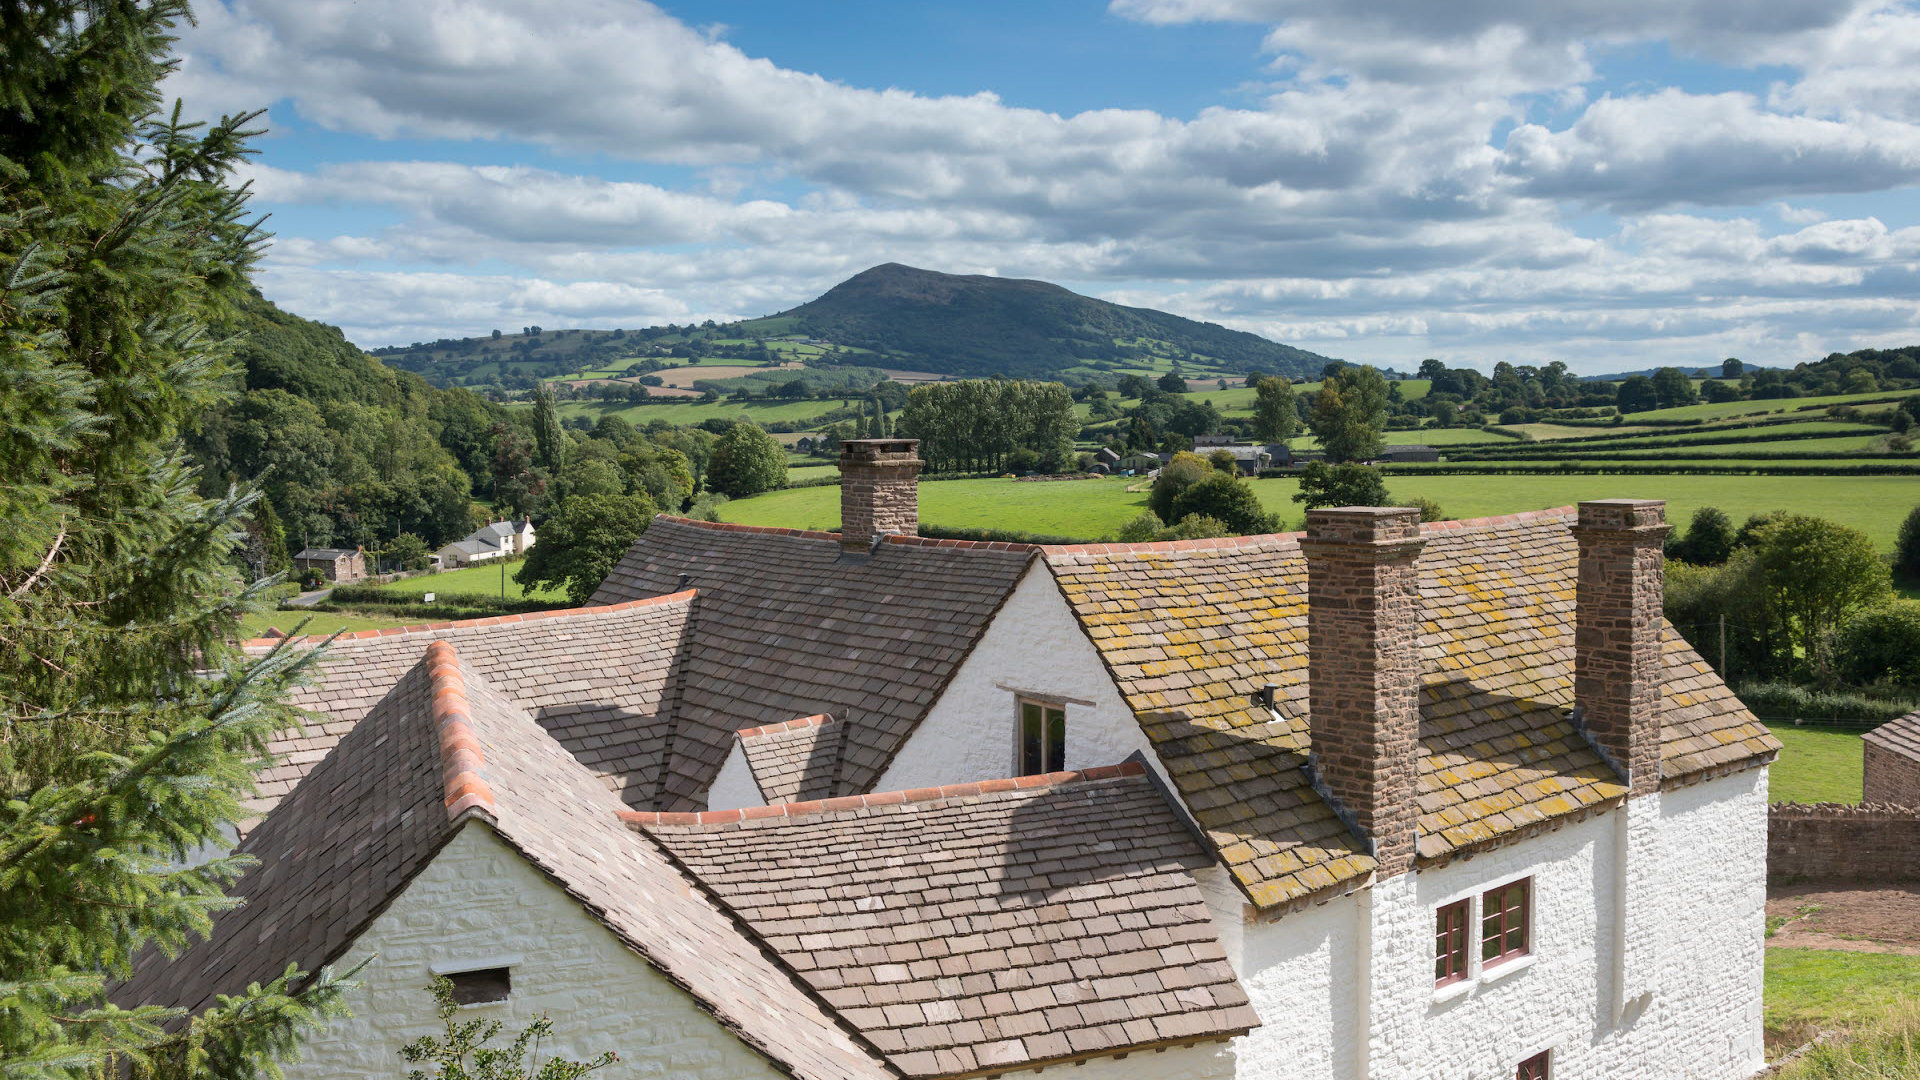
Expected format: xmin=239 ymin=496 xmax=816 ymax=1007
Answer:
xmin=1737 ymin=681 xmax=1919 ymax=726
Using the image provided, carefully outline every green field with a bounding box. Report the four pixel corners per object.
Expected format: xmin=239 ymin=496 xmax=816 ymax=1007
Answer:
xmin=1765 ymin=724 xmax=1866 ymax=804
xmin=369 ymin=564 xmax=570 ymax=602
xmin=1285 ymin=427 xmax=1521 ymax=449
xmin=1623 ymin=391 xmax=1907 ymax=424
xmin=1766 ymin=950 xmax=1920 ymax=1049
xmin=720 ymin=473 xmax=1920 ymax=549
xmin=1554 ymin=435 xmax=1895 ymax=457
xmin=554 ymin=397 xmax=839 ymax=427
xmin=237 ymin=609 xmax=414 ymax=640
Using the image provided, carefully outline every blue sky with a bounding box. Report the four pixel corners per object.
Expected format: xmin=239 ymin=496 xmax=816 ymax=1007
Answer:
xmin=169 ymin=0 xmax=1920 ymax=372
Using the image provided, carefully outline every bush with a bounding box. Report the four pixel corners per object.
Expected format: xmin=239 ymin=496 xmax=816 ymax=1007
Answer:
xmin=1207 ymin=448 xmax=1238 ymax=474
xmin=1109 ymin=511 xmax=1230 ymax=543
xmin=1672 ymin=506 xmax=1734 ymax=566
xmin=1900 ymin=505 xmax=1920 ymax=579
xmin=1393 ymin=495 xmax=1447 ymax=522
xmin=1170 ymin=473 xmax=1280 ymax=535
xmin=1737 ymin=680 xmax=1920 ymax=725
xmin=1292 ymin=461 xmax=1389 ymax=510
xmin=1147 ymin=451 xmax=1213 ymax=522
xmin=1831 ymin=601 xmax=1920 ymax=689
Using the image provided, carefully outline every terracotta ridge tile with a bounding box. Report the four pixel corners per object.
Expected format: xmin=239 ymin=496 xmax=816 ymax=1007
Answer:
xmin=735 ymin=713 xmax=836 ymax=740
xmin=424 ymin=640 xmax=495 ymax=820
xmin=239 ymin=588 xmax=697 ymax=650
xmin=653 ymin=514 xmax=844 ymax=543
xmin=879 ymin=533 xmax=1041 ymax=552
xmin=1041 ymin=530 xmax=1304 ymax=555
xmin=618 ymin=760 xmax=1148 ymax=827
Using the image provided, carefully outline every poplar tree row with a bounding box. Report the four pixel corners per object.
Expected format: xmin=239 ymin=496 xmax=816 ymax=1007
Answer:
xmin=895 ymin=380 xmax=1079 ymax=474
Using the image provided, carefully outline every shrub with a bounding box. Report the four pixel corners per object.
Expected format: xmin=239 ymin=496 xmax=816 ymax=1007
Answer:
xmin=1736 ymin=681 xmax=1920 ymax=725
xmin=1110 ymin=511 xmax=1230 ymax=543
xmin=1170 ymin=473 xmax=1280 ymax=535
xmin=1207 ymin=448 xmax=1238 ymax=474
xmin=1292 ymin=461 xmax=1389 ymax=510
xmin=1672 ymin=506 xmax=1734 ymax=566
xmin=1831 ymin=601 xmax=1920 ymax=689
xmin=1393 ymin=495 xmax=1447 ymax=522
xmin=1899 ymin=505 xmax=1920 ymax=579
xmin=1147 ymin=451 xmax=1213 ymax=522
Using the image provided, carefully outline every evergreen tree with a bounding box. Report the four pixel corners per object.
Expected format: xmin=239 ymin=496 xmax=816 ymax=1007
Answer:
xmin=1 ymin=1 xmax=351 ymax=1071
xmin=530 ymin=383 xmax=567 ymax=474
xmin=254 ymin=497 xmax=293 ymax=578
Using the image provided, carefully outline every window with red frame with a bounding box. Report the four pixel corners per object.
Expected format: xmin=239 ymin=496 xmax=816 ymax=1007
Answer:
xmin=1434 ymin=898 xmax=1470 ymax=986
xmin=1481 ymin=878 xmax=1531 ymax=966
xmin=1516 ymin=1050 xmax=1550 ymax=1079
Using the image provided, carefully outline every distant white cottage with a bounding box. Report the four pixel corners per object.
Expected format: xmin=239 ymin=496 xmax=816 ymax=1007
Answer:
xmin=435 ymin=519 xmax=535 ymax=568
xmin=125 ymin=440 xmax=1778 ymax=1080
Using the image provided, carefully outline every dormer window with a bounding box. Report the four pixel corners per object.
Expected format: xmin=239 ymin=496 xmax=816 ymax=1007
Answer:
xmin=1016 ymin=698 xmax=1065 ymax=776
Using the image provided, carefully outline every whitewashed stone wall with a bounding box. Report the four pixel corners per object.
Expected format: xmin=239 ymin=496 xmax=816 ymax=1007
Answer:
xmin=286 ymin=824 xmax=784 ymax=1080
xmin=706 ymin=738 xmax=767 ymax=810
xmin=877 ymin=564 xmax=1165 ymax=791
xmin=1038 ymin=1043 xmax=1237 ymax=1079
xmin=1226 ymin=767 xmax=1769 ymax=1080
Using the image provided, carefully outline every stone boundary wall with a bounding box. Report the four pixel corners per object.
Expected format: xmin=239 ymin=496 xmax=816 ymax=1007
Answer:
xmin=1768 ymin=803 xmax=1920 ymax=881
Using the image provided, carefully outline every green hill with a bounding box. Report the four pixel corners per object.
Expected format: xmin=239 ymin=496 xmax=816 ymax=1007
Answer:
xmin=745 ymin=263 xmax=1334 ymax=379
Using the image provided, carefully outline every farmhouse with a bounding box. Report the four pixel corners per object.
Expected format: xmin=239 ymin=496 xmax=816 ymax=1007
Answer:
xmin=291 ymin=546 xmax=366 ymax=583
xmin=435 ymin=518 xmax=536 ymax=568
xmin=127 ymin=439 xmax=1778 ymax=1080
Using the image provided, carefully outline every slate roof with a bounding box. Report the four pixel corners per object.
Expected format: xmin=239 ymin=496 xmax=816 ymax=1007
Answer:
xmin=1042 ymin=509 xmax=1777 ymax=909
xmin=1864 ymin=710 xmax=1920 ymax=761
xmin=248 ymin=594 xmax=693 ymax=816
xmin=591 ymin=517 xmax=1034 ymax=810
xmin=292 ymin=547 xmax=355 ymax=561
xmin=737 ymin=713 xmax=845 ymax=804
xmin=633 ymin=763 xmax=1257 ymax=1078
xmin=119 ymin=642 xmax=890 ymax=1080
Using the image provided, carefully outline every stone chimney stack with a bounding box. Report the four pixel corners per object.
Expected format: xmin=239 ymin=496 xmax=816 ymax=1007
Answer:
xmin=1572 ymin=499 xmax=1670 ymax=795
xmin=837 ymin=438 xmax=923 ymax=552
xmin=1301 ymin=506 xmax=1427 ymax=878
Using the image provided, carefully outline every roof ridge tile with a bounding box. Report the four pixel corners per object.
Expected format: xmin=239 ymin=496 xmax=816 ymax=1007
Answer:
xmin=621 ymin=760 xmax=1147 ymax=828
xmin=736 ymin=713 xmax=836 ymax=740
xmin=423 ymin=640 xmax=495 ymax=820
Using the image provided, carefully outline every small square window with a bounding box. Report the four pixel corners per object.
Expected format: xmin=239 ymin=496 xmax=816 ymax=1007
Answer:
xmin=1481 ymin=878 xmax=1531 ymax=968
xmin=1434 ymin=898 xmax=1470 ymax=986
xmin=444 ymin=966 xmax=511 ymax=1005
xmin=1516 ymin=1049 xmax=1550 ymax=1080
xmin=1017 ymin=699 xmax=1066 ymax=776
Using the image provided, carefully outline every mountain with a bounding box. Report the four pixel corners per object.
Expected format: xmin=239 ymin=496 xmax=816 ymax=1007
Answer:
xmin=746 ymin=263 xmax=1333 ymax=379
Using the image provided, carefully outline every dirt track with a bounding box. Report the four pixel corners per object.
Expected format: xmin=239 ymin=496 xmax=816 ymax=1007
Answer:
xmin=1768 ymin=882 xmax=1920 ymax=954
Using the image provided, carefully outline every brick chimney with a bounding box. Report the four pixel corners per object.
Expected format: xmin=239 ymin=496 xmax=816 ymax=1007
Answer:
xmin=837 ymin=438 xmax=923 ymax=552
xmin=1572 ymin=499 xmax=1670 ymax=796
xmin=1301 ymin=506 xmax=1426 ymax=878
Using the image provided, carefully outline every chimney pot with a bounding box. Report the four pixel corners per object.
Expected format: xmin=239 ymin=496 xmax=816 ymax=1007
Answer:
xmin=1300 ymin=506 xmax=1426 ymax=877
xmin=1572 ymin=499 xmax=1670 ymax=795
xmin=837 ymin=438 xmax=923 ymax=552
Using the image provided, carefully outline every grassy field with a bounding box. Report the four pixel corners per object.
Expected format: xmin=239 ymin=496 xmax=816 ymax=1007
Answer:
xmin=1766 ymin=950 xmax=1920 ymax=1050
xmin=369 ymin=564 xmax=570 ymax=602
xmin=237 ymin=608 xmax=415 ymax=639
xmin=1284 ymin=427 xmax=1521 ymax=449
xmin=554 ymin=396 xmax=838 ymax=427
xmin=1765 ymin=724 xmax=1866 ymax=804
xmin=1623 ymin=391 xmax=1907 ymax=424
xmin=1563 ymin=435 xmax=1896 ymax=457
xmin=720 ymin=473 xmax=1920 ymax=548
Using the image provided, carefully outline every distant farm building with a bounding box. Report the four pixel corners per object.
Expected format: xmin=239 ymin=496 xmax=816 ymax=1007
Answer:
xmin=292 ymin=547 xmax=367 ymax=584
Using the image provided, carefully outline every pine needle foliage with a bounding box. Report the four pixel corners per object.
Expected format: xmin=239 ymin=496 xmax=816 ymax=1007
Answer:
xmin=2 ymin=2 xmax=353 ymax=1075
xmin=400 ymin=978 xmax=616 ymax=1080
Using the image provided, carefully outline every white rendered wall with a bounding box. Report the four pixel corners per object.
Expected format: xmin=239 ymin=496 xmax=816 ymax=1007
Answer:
xmin=1037 ymin=1043 xmax=1236 ymax=1080
xmin=1226 ymin=769 xmax=1770 ymax=1080
xmin=877 ymin=564 xmax=1164 ymax=791
xmin=706 ymin=739 xmax=767 ymax=810
xmin=287 ymin=824 xmax=784 ymax=1080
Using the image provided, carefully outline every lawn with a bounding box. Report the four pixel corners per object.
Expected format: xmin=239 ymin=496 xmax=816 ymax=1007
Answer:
xmin=236 ymin=608 xmax=417 ymax=640
xmin=1766 ymin=950 xmax=1920 ymax=1050
xmin=369 ymin=563 xmax=571 ymax=602
xmin=1765 ymin=724 xmax=1866 ymax=805
xmin=719 ymin=473 xmax=1920 ymax=549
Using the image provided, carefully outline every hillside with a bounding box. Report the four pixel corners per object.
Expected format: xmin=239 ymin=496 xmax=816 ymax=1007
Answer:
xmin=744 ymin=263 xmax=1333 ymax=379
xmin=368 ymin=264 xmax=1335 ymax=390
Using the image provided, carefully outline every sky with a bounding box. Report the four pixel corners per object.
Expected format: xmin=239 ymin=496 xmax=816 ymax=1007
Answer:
xmin=165 ymin=0 xmax=1920 ymax=373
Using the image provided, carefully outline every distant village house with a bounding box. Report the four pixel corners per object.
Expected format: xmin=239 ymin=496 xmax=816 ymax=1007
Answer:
xmin=291 ymin=547 xmax=366 ymax=584
xmin=435 ymin=520 xmax=536 ymax=569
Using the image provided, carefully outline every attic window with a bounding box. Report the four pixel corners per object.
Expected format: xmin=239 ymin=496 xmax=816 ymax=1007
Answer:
xmin=1017 ymin=698 xmax=1066 ymax=776
xmin=444 ymin=966 xmax=511 ymax=1005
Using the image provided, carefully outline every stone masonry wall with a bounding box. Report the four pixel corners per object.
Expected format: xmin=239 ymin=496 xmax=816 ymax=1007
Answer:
xmin=1863 ymin=742 xmax=1920 ymax=806
xmin=288 ymin=825 xmax=785 ymax=1080
xmin=1769 ymin=802 xmax=1920 ymax=881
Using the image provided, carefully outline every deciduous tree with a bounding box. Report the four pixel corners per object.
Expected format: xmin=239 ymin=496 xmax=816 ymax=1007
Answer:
xmin=515 ymin=492 xmax=658 ymax=604
xmin=1251 ymin=376 xmax=1299 ymax=444
xmin=1307 ymin=366 xmax=1388 ymax=462
xmin=707 ymin=421 xmax=787 ymax=498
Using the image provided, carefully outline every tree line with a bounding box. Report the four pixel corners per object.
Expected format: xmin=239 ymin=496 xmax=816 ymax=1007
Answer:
xmin=896 ymin=380 xmax=1079 ymax=474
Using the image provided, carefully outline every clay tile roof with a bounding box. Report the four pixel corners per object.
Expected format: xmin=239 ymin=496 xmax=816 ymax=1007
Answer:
xmin=737 ymin=714 xmax=844 ymax=804
xmin=636 ymin=764 xmax=1258 ymax=1078
xmin=1042 ymin=509 xmax=1773 ymax=909
xmin=121 ymin=642 xmax=890 ymax=1080
xmin=1862 ymin=709 xmax=1920 ymax=760
xmin=590 ymin=516 xmax=1034 ymax=810
xmin=245 ymin=593 xmax=694 ymax=818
